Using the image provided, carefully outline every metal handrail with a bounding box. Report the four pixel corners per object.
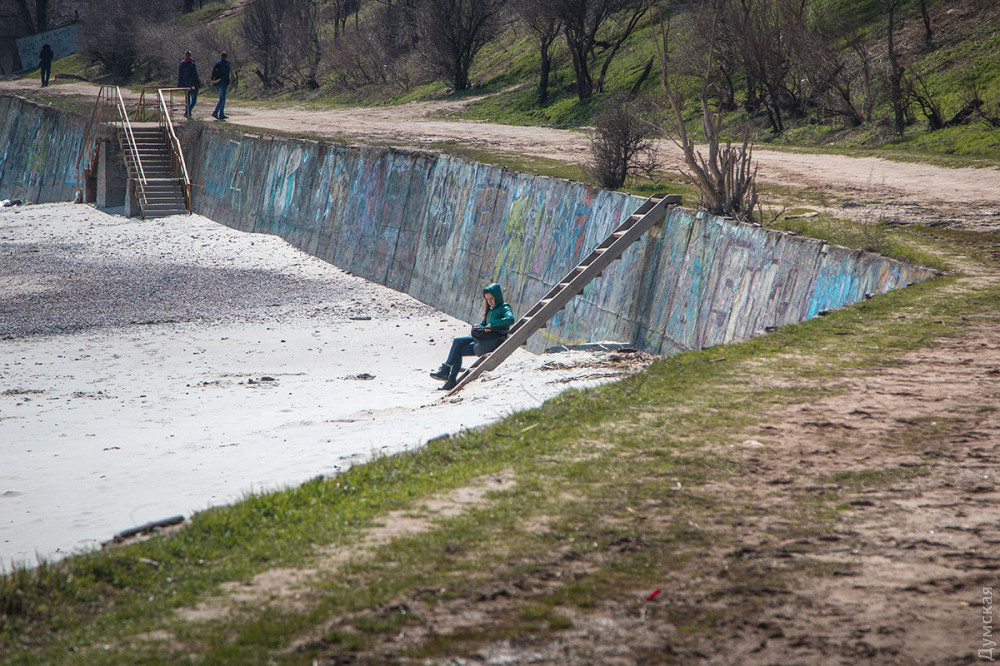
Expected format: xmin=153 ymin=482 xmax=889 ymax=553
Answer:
xmin=157 ymin=88 xmax=192 ymax=213
xmin=76 ymin=85 xmax=192 ymax=218
xmin=75 ymin=85 xmax=115 ymax=180
xmin=112 ymin=87 xmax=149 ymax=217
xmin=136 ymin=86 xmax=189 ymax=121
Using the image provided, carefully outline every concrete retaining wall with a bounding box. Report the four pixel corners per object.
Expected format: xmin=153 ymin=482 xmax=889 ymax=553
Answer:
xmin=0 ymin=95 xmax=936 ymax=356
xmin=0 ymin=96 xmax=85 ymax=204
xmin=187 ymin=126 xmax=934 ymax=354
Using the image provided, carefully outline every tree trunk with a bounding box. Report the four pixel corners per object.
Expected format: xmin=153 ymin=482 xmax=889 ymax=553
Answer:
xmin=569 ymin=45 xmax=593 ymax=99
xmin=919 ymin=0 xmax=932 ymax=46
xmin=628 ymin=58 xmax=653 ymax=97
xmin=454 ymin=53 xmax=469 ymax=91
xmin=15 ymin=0 xmax=36 ymax=34
xmin=887 ymin=1 xmax=905 ymax=136
xmin=538 ymin=47 xmax=552 ymax=104
xmin=35 ymin=0 xmax=48 ymax=30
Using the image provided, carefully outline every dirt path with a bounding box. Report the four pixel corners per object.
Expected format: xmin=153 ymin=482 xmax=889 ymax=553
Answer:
xmin=4 ymin=80 xmax=999 ymax=230
xmin=4 ymin=81 xmax=1000 ymax=663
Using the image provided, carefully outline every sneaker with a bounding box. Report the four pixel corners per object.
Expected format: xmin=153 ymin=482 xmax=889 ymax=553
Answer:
xmin=429 ymin=365 xmax=451 ymax=381
xmin=211 ymin=112 xmax=219 ymax=119
xmin=439 ymin=379 xmax=457 ymax=390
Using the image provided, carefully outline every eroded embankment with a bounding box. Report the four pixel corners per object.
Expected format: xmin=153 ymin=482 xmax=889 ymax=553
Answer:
xmin=0 ymin=95 xmax=936 ymax=354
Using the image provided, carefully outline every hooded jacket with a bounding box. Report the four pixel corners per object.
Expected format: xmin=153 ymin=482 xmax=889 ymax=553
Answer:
xmin=480 ymin=283 xmax=514 ymax=331
xmin=178 ymin=57 xmax=200 ymax=89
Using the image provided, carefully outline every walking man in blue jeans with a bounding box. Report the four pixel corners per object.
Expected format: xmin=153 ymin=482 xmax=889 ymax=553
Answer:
xmin=210 ymin=52 xmax=231 ymax=120
xmin=177 ymin=51 xmax=200 ymax=118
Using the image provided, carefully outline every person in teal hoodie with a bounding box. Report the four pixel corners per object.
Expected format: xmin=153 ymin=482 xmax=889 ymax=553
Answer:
xmin=431 ymin=283 xmax=515 ymax=390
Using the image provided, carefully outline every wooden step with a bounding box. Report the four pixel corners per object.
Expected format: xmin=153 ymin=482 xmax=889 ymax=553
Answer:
xmin=447 ymin=193 xmax=675 ymax=394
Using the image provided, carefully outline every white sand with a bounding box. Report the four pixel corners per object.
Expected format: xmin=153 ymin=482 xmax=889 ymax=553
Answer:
xmin=0 ymin=203 xmax=631 ymax=566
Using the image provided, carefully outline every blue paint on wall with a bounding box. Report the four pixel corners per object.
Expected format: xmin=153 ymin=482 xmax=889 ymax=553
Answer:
xmin=0 ymin=96 xmax=937 ymax=358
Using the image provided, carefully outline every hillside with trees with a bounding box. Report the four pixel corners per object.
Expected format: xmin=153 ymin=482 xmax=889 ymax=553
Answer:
xmin=44 ymin=0 xmax=990 ymax=220
xmin=65 ymin=0 xmax=999 ymax=147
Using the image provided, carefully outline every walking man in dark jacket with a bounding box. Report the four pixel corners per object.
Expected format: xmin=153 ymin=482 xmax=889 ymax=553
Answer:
xmin=39 ymin=44 xmax=53 ymax=87
xmin=210 ymin=52 xmax=231 ymax=120
xmin=177 ymin=51 xmax=200 ymax=117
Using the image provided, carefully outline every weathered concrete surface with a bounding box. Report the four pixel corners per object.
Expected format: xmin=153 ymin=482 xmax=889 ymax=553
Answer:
xmin=0 ymin=96 xmax=935 ymax=356
xmin=0 ymin=96 xmax=85 ymax=204
xmin=187 ymin=126 xmax=934 ymax=355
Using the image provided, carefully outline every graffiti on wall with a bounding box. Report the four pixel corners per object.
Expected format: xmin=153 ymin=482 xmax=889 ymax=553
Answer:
xmin=0 ymin=95 xmax=934 ymax=356
xmin=183 ymin=127 xmax=936 ymax=356
xmin=15 ymin=24 xmax=78 ymax=71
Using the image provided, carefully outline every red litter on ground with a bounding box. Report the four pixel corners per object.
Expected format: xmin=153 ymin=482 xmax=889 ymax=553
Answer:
xmin=646 ymin=588 xmax=661 ymax=601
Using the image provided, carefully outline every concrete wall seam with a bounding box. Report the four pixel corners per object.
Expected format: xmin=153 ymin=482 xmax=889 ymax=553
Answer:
xmin=0 ymin=95 xmax=937 ymax=358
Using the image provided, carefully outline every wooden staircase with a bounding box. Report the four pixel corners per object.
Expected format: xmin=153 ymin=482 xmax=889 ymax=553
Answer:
xmin=123 ymin=124 xmax=189 ymax=218
xmin=448 ymin=192 xmax=680 ymax=395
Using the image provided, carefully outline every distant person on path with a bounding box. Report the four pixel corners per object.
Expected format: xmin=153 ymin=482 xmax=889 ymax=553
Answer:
xmin=177 ymin=51 xmax=201 ymax=118
xmin=430 ymin=283 xmax=515 ymax=391
xmin=210 ymin=52 xmax=230 ymax=120
xmin=38 ymin=44 xmax=53 ymax=87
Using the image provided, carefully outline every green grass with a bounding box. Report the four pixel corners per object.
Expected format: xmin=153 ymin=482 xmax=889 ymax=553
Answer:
xmin=4 ymin=222 xmax=997 ymax=663
xmin=30 ymin=0 xmax=1000 ymax=169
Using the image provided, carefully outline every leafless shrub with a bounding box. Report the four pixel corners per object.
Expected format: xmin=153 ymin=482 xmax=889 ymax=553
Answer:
xmin=651 ymin=0 xmax=759 ymax=222
xmin=134 ymin=21 xmax=188 ymax=83
xmin=328 ymin=27 xmax=395 ymax=88
xmin=906 ymin=68 xmax=944 ymax=130
xmin=327 ymin=4 xmax=414 ymax=90
xmin=587 ymin=96 xmax=660 ymax=190
xmin=238 ymin=0 xmax=321 ymax=90
xmin=78 ymin=0 xmax=143 ymax=81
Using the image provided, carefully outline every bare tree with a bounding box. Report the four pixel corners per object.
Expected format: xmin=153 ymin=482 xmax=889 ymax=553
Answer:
xmin=918 ymin=0 xmax=932 ymax=46
xmin=650 ymin=0 xmax=758 ymax=221
xmin=239 ymin=0 xmax=322 ymax=90
xmin=554 ymin=0 xmax=646 ymax=100
xmin=330 ymin=0 xmax=362 ymax=38
xmin=416 ymin=0 xmax=509 ymax=92
xmin=843 ymin=28 xmax=882 ymax=124
xmin=885 ymin=0 xmax=906 ymax=136
xmin=717 ymin=0 xmax=806 ymax=133
xmin=238 ymin=0 xmax=283 ymax=88
xmin=516 ymin=0 xmax=562 ymax=105
xmin=7 ymin=0 xmax=50 ymax=33
xmin=79 ymin=0 xmax=174 ymax=82
xmin=587 ymin=95 xmax=660 ymax=189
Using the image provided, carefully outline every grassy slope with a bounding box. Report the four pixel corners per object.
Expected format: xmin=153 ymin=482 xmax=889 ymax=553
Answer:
xmin=3 ymin=0 xmax=1000 ymax=661
xmin=2 ymin=227 xmax=998 ymax=664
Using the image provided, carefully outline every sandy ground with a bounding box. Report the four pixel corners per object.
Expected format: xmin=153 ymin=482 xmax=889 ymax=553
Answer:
xmin=3 ymin=79 xmax=1000 ymax=231
xmin=2 ymin=84 xmax=999 ymax=662
xmin=0 ymin=203 xmax=647 ymax=566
